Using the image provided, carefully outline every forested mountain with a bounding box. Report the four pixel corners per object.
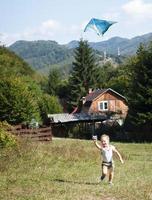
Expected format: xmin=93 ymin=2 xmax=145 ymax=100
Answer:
xmin=9 ymin=40 xmax=73 ymax=71
xmin=67 ymin=32 xmax=152 ymax=55
xmin=9 ymin=32 xmax=152 ymax=74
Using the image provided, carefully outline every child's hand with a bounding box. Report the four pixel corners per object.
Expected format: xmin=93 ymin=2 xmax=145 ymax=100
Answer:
xmin=92 ymin=135 xmax=97 ymax=140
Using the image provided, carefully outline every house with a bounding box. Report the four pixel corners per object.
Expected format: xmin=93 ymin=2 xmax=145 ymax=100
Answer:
xmin=81 ymin=88 xmax=128 ymax=120
xmin=48 ymin=88 xmax=128 ymax=125
xmin=48 ymin=88 xmax=128 ymax=138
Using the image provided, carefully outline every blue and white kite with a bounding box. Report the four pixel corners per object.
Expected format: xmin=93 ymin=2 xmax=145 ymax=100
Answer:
xmin=84 ymin=18 xmax=117 ymax=36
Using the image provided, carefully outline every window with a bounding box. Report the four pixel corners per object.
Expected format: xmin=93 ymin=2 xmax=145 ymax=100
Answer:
xmin=98 ymin=101 xmax=108 ymax=111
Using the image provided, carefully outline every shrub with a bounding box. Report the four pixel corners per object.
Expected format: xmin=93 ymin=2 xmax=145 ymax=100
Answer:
xmin=39 ymin=94 xmax=63 ymax=124
xmin=0 ymin=121 xmax=17 ymax=148
xmin=0 ymin=76 xmax=41 ymax=124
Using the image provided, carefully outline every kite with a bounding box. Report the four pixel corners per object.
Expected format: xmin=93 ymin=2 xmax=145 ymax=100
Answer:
xmin=84 ymin=18 xmax=117 ymax=36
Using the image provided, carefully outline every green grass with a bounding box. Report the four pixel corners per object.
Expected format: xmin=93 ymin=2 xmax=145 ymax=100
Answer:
xmin=0 ymin=138 xmax=152 ymax=200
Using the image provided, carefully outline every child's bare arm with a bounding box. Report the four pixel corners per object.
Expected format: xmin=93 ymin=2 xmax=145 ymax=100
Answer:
xmin=93 ymin=138 xmax=102 ymax=150
xmin=112 ymin=146 xmax=124 ymax=163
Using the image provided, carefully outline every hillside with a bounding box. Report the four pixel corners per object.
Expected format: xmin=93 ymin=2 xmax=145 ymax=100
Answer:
xmin=68 ymin=32 xmax=152 ymax=55
xmin=9 ymin=40 xmax=73 ymax=71
xmin=9 ymin=32 xmax=152 ymax=74
xmin=0 ymin=45 xmax=35 ymax=77
xmin=8 ymin=40 xmax=120 ymax=75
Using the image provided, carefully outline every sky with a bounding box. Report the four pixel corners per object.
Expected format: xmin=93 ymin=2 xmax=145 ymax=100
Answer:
xmin=0 ymin=0 xmax=152 ymax=46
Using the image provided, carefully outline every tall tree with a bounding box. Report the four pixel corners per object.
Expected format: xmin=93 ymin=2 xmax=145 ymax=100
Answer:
xmin=68 ymin=39 xmax=98 ymax=108
xmin=127 ymin=43 xmax=152 ymax=134
xmin=106 ymin=60 xmax=132 ymax=96
xmin=96 ymin=62 xmax=118 ymax=89
xmin=47 ymin=68 xmax=61 ymax=96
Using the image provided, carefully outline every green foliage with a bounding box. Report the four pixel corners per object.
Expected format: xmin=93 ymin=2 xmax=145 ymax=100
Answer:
xmin=105 ymin=61 xmax=131 ymax=95
xmin=0 ymin=121 xmax=17 ymax=148
xmin=47 ymin=68 xmax=61 ymax=95
xmin=96 ymin=62 xmax=118 ymax=88
xmin=9 ymin=40 xmax=73 ymax=70
xmin=125 ymin=43 xmax=152 ymax=134
xmin=0 ymin=45 xmax=64 ymax=125
xmin=9 ymin=34 xmax=152 ymax=75
xmin=38 ymin=56 xmax=74 ymax=78
xmin=0 ymin=76 xmax=41 ymax=124
xmin=0 ymin=130 xmax=17 ymax=148
xmin=68 ymin=39 xmax=98 ymax=108
xmin=39 ymin=94 xmax=63 ymax=123
xmin=0 ymin=120 xmax=11 ymax=130
xmin=0 ymin=46 xmax=34 ymax=78
xmin=57 ymin=79 xmax=70 ymax=99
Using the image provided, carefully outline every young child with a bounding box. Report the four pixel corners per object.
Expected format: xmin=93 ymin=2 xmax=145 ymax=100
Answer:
xmin=93 ymin=134 xmax=124 ymax=184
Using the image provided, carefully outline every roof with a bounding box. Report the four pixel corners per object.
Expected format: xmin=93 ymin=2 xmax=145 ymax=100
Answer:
xmin=85 ymin=88 xmax=127 ymax=102
xmin=48 ymin=113 xmax=107 ymax=124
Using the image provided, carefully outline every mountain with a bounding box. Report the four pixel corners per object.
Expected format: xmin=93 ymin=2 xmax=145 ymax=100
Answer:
xmin=67 ymin=33 xmax=152 ymax=56
xmin=66 ymin=40 xmax=79 ymax=49
xmin=90 ymin=37 xmax=130 ymax=55
xmin=9 ymin=33 xmax=152 ymax=74
xmin=9 ymin=40 xmax=73 ymax=71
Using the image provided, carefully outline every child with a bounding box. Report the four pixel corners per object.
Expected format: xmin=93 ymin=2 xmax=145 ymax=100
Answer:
xmin=93 ymin=134 xmax=124 ymax=184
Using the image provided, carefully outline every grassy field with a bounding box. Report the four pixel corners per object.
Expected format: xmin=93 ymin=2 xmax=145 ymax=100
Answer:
xmin=0 ymin=138 xmax=152 ymax=200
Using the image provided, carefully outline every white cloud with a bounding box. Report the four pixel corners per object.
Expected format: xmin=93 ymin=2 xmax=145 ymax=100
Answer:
xmin=41 ymin=19 xmax=60 ymax=30
xmin=0 ymin=19 xmax=84 ymax=46
xmin=102 ymin=12 xmax=120 ymax=21
xmin=0 ymin=33 xmax=15 ymax=46
xmin=35 ymin=19 xmax=61 ymax=39
xmin=122 ymin=0 xmax=152 ymax=19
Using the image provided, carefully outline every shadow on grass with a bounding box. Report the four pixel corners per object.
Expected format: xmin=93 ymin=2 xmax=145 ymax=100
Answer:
xmin=51 ymin=178 xmax=100 ymax=185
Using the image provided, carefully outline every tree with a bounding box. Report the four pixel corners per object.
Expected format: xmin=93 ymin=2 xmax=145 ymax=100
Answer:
xmin=0 ymin=76 xmax=41 ymax=124
xmin=0 ymin=46 xmax=34 ymax=78
xmin=68 ymin=39 xmax=98 ymax=108
xmin=105 ymin=61 xmax=131 ymax=96
xmin=39 ymin=94 xmax=63 ymax=124
xmin=96 ymin=62 xmax=118 ymax=89
xmin=127 ymin=43 xmax=152 ymax=135
xmin=47 ymin=68 xmax=61 ymax=96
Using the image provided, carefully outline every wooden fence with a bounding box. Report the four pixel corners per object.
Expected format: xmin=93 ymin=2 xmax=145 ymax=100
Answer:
xmin=9 ymin=125 xmax=52 ymax=141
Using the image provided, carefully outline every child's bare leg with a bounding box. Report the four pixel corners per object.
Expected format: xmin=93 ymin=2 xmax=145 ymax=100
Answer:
xmin=101 ymin=165 xmax=108 ymax=180
xmin=109 ymin=168 xmax=114 ymax=184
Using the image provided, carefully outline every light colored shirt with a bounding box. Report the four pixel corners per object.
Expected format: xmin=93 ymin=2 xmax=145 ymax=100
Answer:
xmin=101 ymin=145 xmax=114 ymax=162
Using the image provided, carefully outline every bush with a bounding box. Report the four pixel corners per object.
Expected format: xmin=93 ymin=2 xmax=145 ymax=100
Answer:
xmin=39 ymin=94 xmax=63 ymax=124
xmin=0 ymin=121 xmax=17 ymax=148
xmin=0 ymin=76 xmax=41 ymax=124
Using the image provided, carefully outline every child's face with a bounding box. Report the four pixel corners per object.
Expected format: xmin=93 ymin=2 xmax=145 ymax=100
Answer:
xmin=101 ymin=137 xmax=109 ymax=147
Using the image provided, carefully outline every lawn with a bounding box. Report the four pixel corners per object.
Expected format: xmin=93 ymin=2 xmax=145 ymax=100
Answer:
xmin=0 ymin=138 xmax=152 ymax=200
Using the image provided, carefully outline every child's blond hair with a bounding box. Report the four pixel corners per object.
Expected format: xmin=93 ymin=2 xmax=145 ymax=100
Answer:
xmin=100 ymin=134 xmax=110 ymax=142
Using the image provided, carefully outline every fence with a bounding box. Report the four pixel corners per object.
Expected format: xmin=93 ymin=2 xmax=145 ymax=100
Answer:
xmin=9 ymin=125 xmax=52 ymax=141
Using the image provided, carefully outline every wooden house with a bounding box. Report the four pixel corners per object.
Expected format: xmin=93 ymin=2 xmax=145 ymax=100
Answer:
xmin=81 ymin=88 xmax=128 ymax=120
xmin=48 ymin=88 xmax=128 ymax=138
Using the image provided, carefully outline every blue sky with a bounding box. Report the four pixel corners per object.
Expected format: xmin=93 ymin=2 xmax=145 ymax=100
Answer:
xmin=0 ymin=0 xmax=152 ymax=45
